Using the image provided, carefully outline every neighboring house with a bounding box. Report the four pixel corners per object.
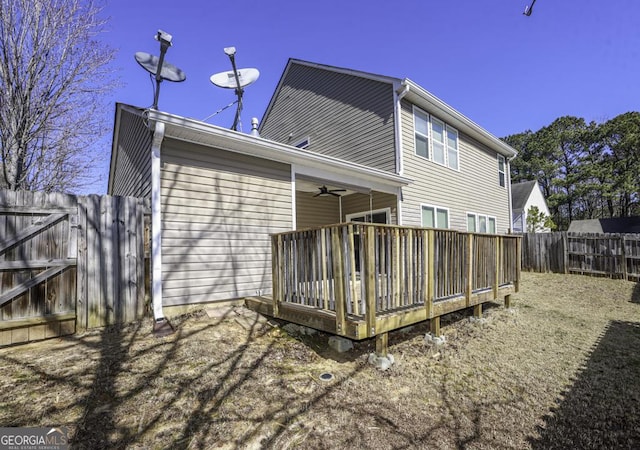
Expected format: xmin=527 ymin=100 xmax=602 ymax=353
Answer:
xmin=568 ymin=217 xmax=640 ymax=233
xmin=108 ymin=59 xmax=517 ymax=317
xmin=511 ymin=180 xmax=551 ymax=232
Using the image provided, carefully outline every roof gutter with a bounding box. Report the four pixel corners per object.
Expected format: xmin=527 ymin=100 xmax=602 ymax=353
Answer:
xmin=147 ymin=109 xmax=413 ymax=194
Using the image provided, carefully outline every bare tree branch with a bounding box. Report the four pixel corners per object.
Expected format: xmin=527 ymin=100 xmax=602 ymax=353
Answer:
xmin=0 ymin=0 xmax=117 ymax=192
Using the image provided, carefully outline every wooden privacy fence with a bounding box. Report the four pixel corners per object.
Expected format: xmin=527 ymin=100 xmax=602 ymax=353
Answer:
xmin=256 ymin=223 xmax=520 ymax=341
xmin=521 ymin=232 xmax=640 ymax=281
xmin=0 ymin=189 xmax=150 ymax=347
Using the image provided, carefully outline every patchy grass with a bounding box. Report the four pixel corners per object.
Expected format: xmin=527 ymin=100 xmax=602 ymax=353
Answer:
xmin=1 ymin=272 xmax=639 ymax=449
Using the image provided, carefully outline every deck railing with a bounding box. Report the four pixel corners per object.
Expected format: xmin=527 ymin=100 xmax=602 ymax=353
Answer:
xmin=270 ymin=223 xmax=521 ymax=339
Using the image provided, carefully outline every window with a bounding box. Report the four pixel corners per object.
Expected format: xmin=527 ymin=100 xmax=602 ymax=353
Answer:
xmin=414 ymin=109 xmax=429 ymax=158
xmin=421 ymin=205 xmax=449 ymax=229
xmin=467 ymin=212 xmax=497 ymax=234
xmin=488 ymin=217 xmax=496 ymax=234
xmin=498 ymin=155 xmax=506 ymax=187
xmin=413 ymin=106 xmax=459 ymax=170
xmin=467 ymin=214 xmax=477 ymax=232
xmin=346 ymin=208 xmax=390 ymax=224
xmin=447 ymin=126 xmax=459 ymax=170
xmin=431 ymin=118 xmax=446 ymax=165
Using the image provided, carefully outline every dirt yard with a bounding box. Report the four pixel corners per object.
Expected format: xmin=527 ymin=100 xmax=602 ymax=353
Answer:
xmin=1 ymin=272 xmax=639 ymax=449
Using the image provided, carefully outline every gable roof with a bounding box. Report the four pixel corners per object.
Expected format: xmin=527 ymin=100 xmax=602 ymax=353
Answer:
xmin=511 ymin=180 xmax=539 ymax=210
xmin=132 ymin=106 xmax=412 ymax=195
xmin=261 ymin=58 xmax=517 ymax=158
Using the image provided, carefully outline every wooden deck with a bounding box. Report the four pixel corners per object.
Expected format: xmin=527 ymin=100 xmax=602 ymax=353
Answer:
xmin=247 ymin=223 xmax=521 ymax=352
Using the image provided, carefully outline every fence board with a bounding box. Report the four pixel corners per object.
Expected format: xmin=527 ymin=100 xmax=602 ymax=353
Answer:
xmin=1 ymin=189 xmax=150 ymax=346
xmin=521 ymin=231 xmax=640 ymax=281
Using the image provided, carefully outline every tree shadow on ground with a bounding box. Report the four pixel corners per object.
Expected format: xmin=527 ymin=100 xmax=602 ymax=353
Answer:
xmin=528 ymin=320 xmax=640 ymax=449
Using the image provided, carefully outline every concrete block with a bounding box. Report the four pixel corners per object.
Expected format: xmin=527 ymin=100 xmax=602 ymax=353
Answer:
xmin=368 ymin=353 xmax=395 ymax=371
xmin=469 ymin=316 xmax=488 ymax=327
xmin=328 ymin=335 xmax=353 ymax=353
xmin=424 ymin=332 xmax=446 ymax=346
xmin=283 ymin=323 xmax=318 ymax=336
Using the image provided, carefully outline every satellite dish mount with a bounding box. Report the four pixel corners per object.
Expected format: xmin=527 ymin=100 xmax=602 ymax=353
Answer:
xmin=134 ymin=30 xmax=186 ymax=110
xmin=209 ymin=47 xmax=260 ymax=131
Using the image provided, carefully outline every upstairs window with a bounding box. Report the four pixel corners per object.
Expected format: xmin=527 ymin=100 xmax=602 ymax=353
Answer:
xmin=414 ymin=109 xmax=430 ymax=158
xmin=498 ymin=154 xmax=506 ymax=187
xmin=413 ymin=106 xmax=459 ymax=170
xmin=447 ymin=126 xmax=459 ymax=170
xmin=431 ymin=118 xmax=446 ymax=165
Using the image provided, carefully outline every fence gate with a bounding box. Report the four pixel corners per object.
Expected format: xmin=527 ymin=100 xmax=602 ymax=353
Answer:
xmin=0 ymin=189 xmax=150 ymax=347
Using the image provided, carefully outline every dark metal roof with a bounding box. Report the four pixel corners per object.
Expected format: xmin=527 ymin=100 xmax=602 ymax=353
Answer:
xmin=568 ymin=217 xmax=640 ymax=234
xmin=511 ymin=180 xmax=538 ymax=210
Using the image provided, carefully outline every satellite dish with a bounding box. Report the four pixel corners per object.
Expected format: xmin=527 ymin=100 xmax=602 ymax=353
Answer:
xmin=210 ymin=68 xmax=259 ymax=89
xmin=133 ymin=30 xmax=186 ymax=110
xmin=135 ymin=52 xmax=186 ymax=82
xmin=207 ymin=47 xmax=259 ymax=131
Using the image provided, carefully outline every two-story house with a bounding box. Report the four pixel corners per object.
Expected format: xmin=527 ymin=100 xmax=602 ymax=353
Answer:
xmin=108 ymin=59 xmax=517 ymax=320
xmin=260 ymin=59 xmax=517 ymax=234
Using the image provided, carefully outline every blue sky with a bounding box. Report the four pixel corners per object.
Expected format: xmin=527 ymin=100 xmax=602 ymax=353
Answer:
xmin=91 ymin=0 xmax=640 ymax=193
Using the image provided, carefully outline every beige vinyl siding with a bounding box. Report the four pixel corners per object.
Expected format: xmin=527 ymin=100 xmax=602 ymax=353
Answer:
xmin=296 ymin=191 xmax=340 ymax=229
xmin=341 ymin=192 xmax=398 ymax=224
xmin=110 ymin=107 xmax=152 ymax=198
xmin=261 ymin=62 xmax=397 ymax=172
xmin=399 ymin=100 xmax=510 ymax=232
xmin=160 ymin=139 xmax=293 ymax=305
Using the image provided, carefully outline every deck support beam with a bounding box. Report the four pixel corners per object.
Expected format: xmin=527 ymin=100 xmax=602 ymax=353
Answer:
xmin=473 ymin=303 xmax=483 ymax=318
xmin=504 ymin=294 xmax=512 ymax=309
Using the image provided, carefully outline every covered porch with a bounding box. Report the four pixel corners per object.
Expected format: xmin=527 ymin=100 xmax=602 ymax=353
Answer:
xmin=247 ymin=223 xmax=521 ymax=355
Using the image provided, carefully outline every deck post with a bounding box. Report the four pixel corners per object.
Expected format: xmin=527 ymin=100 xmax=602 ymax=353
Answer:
xmin=331 ymin=226 xmax=347 ymax=335
xmin=426 ymin=229 xmax=435 ymax=319
xmin=271 ymin=234 xmax=281 ymax=316
xmin=365 ymin=226 xmax=376 ymax=337
xmin=375 ymin=332 xmax=388 ymax=357
xmin=493 ymin=236 xmax=500 ymax=299
xmin=504 ymin=294 xmax=511 ymax=309
xmin=515 ymin=236 xmax=522 ymax=292
xmin=474 ymin=303 xmax=482 ymax=318
xmin=430 ymin=316 xmax=440 ymax=337
xmin=466 ymin=233 xmax=473 ymax=307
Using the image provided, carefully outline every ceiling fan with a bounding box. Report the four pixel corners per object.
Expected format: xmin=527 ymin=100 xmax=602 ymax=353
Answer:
xmin=314 ymin=185 xmax=346 ymax=197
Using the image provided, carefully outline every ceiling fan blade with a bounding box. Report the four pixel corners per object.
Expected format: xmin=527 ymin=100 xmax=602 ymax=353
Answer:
xmin=330 ymin=189 xmax=346 ymax=193
xmin=330 ymin=192 xmax=341 ymax=197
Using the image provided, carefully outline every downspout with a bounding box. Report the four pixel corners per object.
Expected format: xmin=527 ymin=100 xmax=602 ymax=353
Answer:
xmin=506 ymin=154 xmax=517 ymax=233
xmin=151 ymin=121 xmax=166 ymax=322
xmin=394 ymin=82 xmax=410 ymax=225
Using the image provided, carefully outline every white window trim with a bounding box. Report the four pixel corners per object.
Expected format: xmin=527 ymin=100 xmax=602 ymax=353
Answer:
xmin=420 ymin=203 xmax=450 ymax=229
xmin=413 ymin=105 xmax=460 ymax=172
xmin=466 ymin=211 xmax=497 ymax=234
xmin=497 ymin=154 xmax=506 ymax=188
xmin=346 ymin=207 xmax=391 ymax=224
